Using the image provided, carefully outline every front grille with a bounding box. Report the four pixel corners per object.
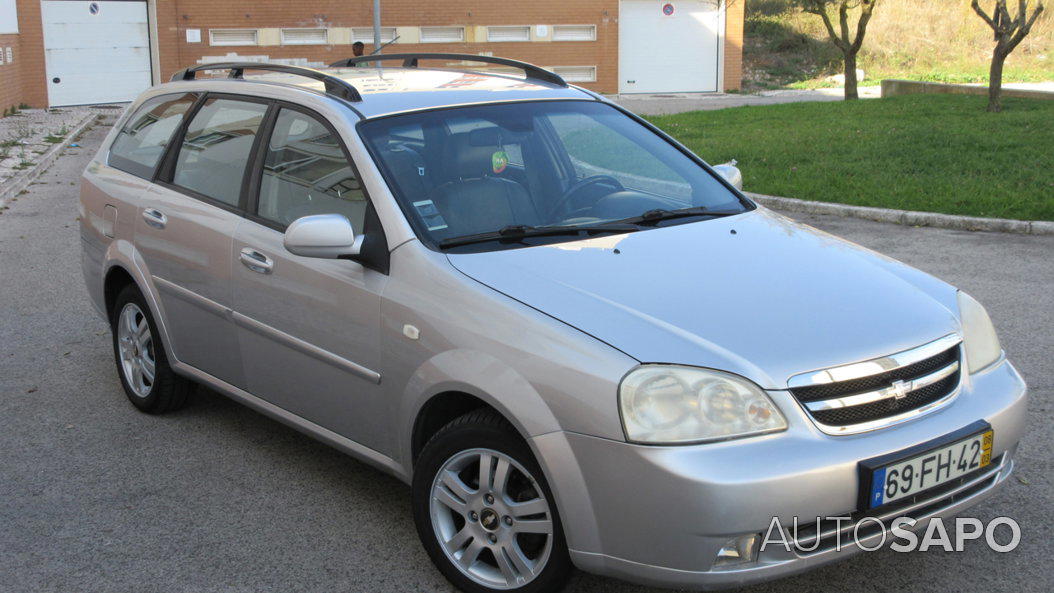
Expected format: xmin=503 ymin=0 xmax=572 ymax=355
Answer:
xmin=791 ymin=344 xmax=961 ymax=429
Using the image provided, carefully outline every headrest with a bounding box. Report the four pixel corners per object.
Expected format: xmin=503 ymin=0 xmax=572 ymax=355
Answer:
xmin=467 ymin=126 xmax=504 ymax=147
xmin=445 ymin=131 xmax=509 ymax=179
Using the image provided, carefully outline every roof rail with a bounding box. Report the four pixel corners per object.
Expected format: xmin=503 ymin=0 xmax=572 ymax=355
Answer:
xmin=171 ymin=62 xmax=363 ymax=102
xmin=328 ymin=53 xmax=567 ymax=88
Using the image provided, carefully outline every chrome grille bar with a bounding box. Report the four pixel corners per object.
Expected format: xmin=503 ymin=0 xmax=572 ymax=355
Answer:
xmin=805 ymin=360 xmax=960 ymax=412
xmin=788 ymin=334 xmax=962 ymax=389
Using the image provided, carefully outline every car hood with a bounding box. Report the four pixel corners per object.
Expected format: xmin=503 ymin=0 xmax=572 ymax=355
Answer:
xmin=446 ymin=208 xmax=961 ymax=390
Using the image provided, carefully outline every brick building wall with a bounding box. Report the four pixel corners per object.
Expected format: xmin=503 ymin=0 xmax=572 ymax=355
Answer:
xmin=0 ymin=0 xmax=46 ymax=110
xmin=723 ymin=0 xmax=743 ymax=91
xmin=6 ymin=0 xmax=743 ymax=107
xmin=0 ymin=31 xmax=22 ymax=110
xmin=155 ymin=0 xmax=622 ymax=93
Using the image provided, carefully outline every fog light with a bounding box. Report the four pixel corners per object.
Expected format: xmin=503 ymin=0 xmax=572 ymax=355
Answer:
xmin=713 ymin=533 xmax=760 ymax=568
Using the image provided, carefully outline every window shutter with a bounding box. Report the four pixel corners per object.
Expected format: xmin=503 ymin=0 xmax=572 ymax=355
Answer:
xmin=552 ymin=25 xmax=596 ymax=41
xmin=281 ymin=28 xmax=328 ymax=45
xmin=551 ymin=66 xmax=596 ymax=82
xmin=487 ymin=26 xmax=530 ymax=42
xmin=420 ymin=27 xmax=465 ymax=43
xmin=351 ymin=27 xmax=397 ymax=43
xmin=209 ymin=29 xmax=258 ymax=46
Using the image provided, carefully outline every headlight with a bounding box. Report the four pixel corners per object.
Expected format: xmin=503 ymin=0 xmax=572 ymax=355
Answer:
xmin=619 ymin=365 xmax=787 ymax=444
xmin=958 ymin=291 xmax=1002 ymax=373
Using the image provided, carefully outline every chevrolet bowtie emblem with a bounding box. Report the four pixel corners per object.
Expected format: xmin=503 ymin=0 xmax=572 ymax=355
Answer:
xmin=890 ymin=379 xmax=911 ymax=400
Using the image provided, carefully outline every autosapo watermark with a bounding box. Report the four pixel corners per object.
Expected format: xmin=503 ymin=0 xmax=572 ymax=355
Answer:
xmin=761 ymin=516 xmax=1021 ymax=553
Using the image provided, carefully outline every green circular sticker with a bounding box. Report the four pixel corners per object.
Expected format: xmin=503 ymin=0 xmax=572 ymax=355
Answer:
xmin=492 ymin=150 xmax=509 ymax=174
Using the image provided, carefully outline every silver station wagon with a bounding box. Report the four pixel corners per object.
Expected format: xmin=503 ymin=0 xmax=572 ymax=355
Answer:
xmin=79 ymin=55 xmax=1027 ymax=592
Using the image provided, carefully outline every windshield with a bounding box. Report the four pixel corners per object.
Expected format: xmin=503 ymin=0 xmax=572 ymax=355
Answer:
xmin=359 ymin=100 xmax=749 ymax=251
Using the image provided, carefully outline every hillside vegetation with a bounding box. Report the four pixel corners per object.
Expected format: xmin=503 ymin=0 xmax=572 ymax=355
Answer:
xmin=744 ymin=0 xmax=1053 ymax=90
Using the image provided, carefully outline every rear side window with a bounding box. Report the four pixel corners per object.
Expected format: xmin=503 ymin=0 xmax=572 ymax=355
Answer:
xmin=108 ymin=93 xmax=197 ymax=179
xmin=171 ymin=98 xmax=268 ymax=207
xmin=256 ymin=108 xmax=367 ymax=231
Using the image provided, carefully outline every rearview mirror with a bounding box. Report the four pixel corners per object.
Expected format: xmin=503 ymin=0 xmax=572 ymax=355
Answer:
xmin=283 ymin=214 xmax=362 ymax=259
xmin=712 ymin=161 xmax=742 ymax=191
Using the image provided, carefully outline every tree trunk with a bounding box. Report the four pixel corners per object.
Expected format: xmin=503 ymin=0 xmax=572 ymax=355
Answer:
xmin=988 ymin=46 xmax=1006 ymax=112
xmin=844 ymin=52 xmax=859 ymax=100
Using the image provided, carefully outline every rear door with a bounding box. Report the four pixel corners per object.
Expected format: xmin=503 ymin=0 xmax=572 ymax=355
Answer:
xmin=230 ymin=105 xmax=389 ymax=451
xmin=135 ymin=95 xmax=271 ymax=388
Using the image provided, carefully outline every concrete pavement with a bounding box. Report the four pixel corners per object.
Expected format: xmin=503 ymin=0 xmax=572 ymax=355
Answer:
xmin=1 ymin=123 xmax=1052 ymax=593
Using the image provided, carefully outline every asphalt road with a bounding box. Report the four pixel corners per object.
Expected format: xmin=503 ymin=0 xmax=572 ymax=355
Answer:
xmin=2 ymin=122 xmax=1052 ymax=593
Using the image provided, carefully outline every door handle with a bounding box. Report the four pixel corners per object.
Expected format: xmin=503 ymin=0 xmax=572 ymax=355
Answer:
xmin=142 ymin=208 xmax=167 ymax=229
xmin=239 ymin=248 xmax=274 ymax=274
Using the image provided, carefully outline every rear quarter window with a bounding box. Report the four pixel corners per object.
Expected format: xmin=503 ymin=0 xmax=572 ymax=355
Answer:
xmin=108 ymin=93 xmax=198 ymax=179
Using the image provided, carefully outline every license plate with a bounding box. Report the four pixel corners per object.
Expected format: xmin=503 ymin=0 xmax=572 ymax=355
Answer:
xmin=866 ymin=428 xmax=993 ymax=508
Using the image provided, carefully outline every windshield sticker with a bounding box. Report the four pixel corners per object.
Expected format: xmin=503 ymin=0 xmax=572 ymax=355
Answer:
xmin=492 ymin=150 xmax=509 ymax=174
xmin=412 ymin=199 xmax=448 ymax=231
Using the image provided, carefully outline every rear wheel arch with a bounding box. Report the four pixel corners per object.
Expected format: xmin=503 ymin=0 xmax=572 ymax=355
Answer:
xmin=104 ymin=265 xmax=137 ymax=318
xmin=100 ymin=256 xmax=177 ymax=365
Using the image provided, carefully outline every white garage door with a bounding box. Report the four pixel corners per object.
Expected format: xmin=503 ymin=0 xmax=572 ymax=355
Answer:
xmin=42 ymin=0 xmax=152 ymax=106
xmin=619 ymin=0 xmax=722 ymax=94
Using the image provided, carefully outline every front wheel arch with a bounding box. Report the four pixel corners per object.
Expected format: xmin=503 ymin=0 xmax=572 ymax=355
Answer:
xmin=412 ymin=391 xmax=502 ymax=467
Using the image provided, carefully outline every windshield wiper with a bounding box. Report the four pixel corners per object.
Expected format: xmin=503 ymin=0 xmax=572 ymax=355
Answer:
xmin=439 ymin=223 xmax=641 ymax=249
xmin=618 ymin=207 xmax=742 ymax=226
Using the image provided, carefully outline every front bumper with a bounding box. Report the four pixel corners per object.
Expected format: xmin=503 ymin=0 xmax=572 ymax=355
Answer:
xmin=531 ymin=358 xmax=1027 ymax=590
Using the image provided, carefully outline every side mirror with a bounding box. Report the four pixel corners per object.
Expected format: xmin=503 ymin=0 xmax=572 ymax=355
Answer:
xmin=712 ymin=160 xmax=743 ymax=191
xmin=283 ymin=214 xmax=362 ymax=259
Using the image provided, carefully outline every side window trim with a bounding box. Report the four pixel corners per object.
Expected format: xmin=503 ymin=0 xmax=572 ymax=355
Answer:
xmin=152 ymin=92 xmax=274 ymax=215
xmin=153 ymin=92 xmax=208 ymax=184
xmin=243 ymin=102 xmax=281 ymax=228
xmin=243 ymin=101 xmax=371 ymax=234
xmin=107 ymin=92 xmax=199 ymax=180
xmin=243 ymin=101 xmax=390 ymax=274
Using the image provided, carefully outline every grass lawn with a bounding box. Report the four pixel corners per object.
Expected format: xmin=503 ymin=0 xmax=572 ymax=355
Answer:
xmin=646 ymin=95 xmax=1054 ymax=221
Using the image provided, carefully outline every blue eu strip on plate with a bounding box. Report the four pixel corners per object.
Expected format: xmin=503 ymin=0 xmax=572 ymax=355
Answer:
xmin=870 ymin=467 xmax=887 ymax=507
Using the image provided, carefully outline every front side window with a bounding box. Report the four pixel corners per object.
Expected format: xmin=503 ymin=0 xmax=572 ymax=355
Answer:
xmin=359 ymin=101 xmax=747 ymax=251
xmin=256 ymin=108 xmax=367 ymax=231
xmin=171 ymin=98 xmax=268 ymax=207
xmin=109 ymin=93 xmax=197 ymax=178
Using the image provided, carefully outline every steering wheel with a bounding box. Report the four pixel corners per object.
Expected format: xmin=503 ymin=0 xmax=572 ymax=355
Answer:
xmin=548 ymin=175 xmax=625 ymax=219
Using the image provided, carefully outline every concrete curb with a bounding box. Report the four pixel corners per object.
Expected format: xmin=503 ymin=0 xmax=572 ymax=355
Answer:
xmin=881 ymin=79 xmax=1054 ymax=101
xmin=746 ymin=192 xmax=1054 ymax=236
xmin=0 ymin=112 xmax=98 ymax=209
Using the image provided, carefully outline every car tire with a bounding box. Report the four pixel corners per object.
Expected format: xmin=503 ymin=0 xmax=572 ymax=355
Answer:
xmin=413 ymin=409 xmax=572 ymax=593
xmin=110 ymin=284 xmax=191 ymax=414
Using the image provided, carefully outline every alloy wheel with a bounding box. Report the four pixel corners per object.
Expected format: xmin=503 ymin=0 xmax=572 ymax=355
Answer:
xmin=429 ymin=448 xmax=554 ymax=590
xmin=116 ymin=302 xmax=155 ymax=398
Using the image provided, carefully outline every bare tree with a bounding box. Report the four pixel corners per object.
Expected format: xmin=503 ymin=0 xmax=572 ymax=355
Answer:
xmin=971 ymin=1 xmax=1046 ymax=112
xmin=798 ymin=1 xmax=879 ymax=100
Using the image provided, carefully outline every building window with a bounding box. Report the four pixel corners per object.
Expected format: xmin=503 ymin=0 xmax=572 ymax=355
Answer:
xmin=551 ymin=66 xmax=596 ymax=83
xmin=420 ymin=26 xmax=465 ymax=43
xmin=487 ymin=26 xmax=530 ymax=42
xmin=209 ymin=29 xmax=258 ymax=46
xmin=552 ymin=25 xmax=596 ymax=41
xmin=281 ymin=28 xmax=328 ymax=45
xmin=352 ymin=27 xmax=397 ymax=43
